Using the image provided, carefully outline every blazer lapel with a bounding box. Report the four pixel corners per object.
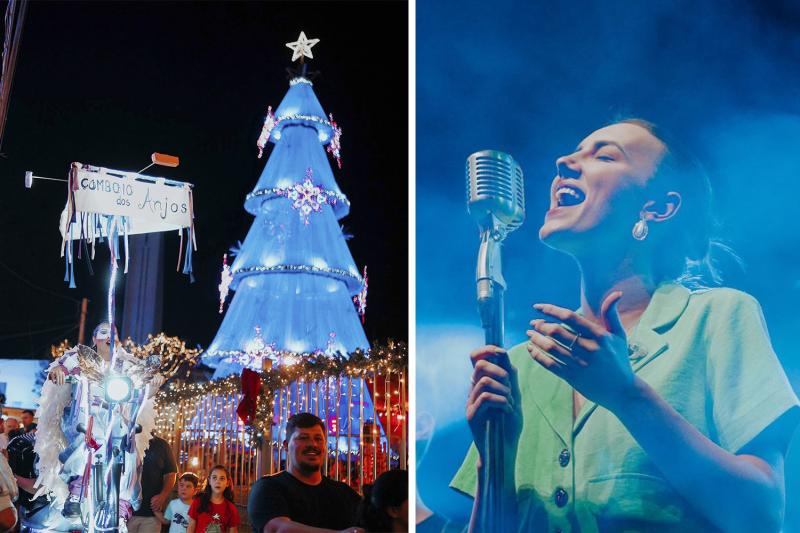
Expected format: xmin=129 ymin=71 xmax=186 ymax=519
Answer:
xmin=526 ymin=364 xmax=573 ymax=446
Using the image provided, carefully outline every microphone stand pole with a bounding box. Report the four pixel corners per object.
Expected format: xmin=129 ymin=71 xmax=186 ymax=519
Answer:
xmin=475 ymin=227 xmax=508 ymax=532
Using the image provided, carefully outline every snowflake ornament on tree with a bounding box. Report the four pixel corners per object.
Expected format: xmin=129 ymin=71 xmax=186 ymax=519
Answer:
xmin=280 ymin=168 xmax=338 ymax=224
xmin=327 ymin=113 xmax=343 ymax=168
xmin=235 ymin=325 xmax=278 ymax=369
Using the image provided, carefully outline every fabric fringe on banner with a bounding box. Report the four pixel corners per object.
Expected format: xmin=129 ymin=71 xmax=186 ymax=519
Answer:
xmin=59 ymin=163 xmax=197 ymax=287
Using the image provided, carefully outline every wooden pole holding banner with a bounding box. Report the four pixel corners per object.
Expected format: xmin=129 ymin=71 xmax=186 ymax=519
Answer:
xmin=77 ymin=297 xmax=89 ymax=345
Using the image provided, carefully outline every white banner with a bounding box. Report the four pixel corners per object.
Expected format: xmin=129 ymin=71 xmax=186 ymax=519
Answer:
xmin=61 ymin=164 xmax=193 ymax=239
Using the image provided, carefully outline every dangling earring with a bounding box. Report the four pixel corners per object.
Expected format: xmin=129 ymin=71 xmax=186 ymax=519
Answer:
xmin=632 ymin=214 xmax=648 ymax=241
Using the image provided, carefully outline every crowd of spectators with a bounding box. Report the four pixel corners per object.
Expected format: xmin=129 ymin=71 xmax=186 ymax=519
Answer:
xmin=0 ymin=412 xmax=408 ymax=533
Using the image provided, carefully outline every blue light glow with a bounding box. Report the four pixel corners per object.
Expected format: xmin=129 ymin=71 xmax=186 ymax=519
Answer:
xmin=417 ymin=0 xmax=800 ymax=526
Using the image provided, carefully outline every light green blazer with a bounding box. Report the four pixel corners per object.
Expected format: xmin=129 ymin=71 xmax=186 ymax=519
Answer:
xmin=451 ymin=283 xmax=799 ymax=532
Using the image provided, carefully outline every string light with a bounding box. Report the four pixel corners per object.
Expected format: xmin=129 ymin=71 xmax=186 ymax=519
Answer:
xmin=154 ymin=341 xmax=407 ymax=437
xmin=255 ymin=111 xmax=334 ymax=153
xmin=228 ymin=264 xmax=361 ymax=290
xmin=57 ymin=337 xmax=410 ymax=485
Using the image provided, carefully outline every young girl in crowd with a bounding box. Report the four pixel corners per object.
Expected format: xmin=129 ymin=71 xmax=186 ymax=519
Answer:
xmin=187 ymin=466 xmax=239 ymax=533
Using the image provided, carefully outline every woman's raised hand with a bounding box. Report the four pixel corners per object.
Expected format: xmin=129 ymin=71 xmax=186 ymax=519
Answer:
xmin=526 ymin=291 xmax=636 ymax=411
xmin=466 ymin=346 xmax=522 ymax=460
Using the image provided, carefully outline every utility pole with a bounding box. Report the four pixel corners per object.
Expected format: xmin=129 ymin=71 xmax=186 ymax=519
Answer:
xmin=77 ymin=297 xmax=88 ymax=345
xmin=0 ymin=0 xmax=28 ymax=152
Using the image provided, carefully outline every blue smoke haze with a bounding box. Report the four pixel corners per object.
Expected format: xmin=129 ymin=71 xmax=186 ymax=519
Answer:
xmin=416 ymin=0 xmax=800 ymax=525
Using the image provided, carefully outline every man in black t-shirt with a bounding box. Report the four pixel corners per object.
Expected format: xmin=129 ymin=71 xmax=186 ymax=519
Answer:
xmin=248 ymin=413 xmax=363 ymax=533
xmin=128 ymin=434 xmax=177 ymax=533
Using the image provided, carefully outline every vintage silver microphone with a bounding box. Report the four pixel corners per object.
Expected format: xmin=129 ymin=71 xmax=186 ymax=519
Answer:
xmin=466 ymin=150 xmax=524 ymax=532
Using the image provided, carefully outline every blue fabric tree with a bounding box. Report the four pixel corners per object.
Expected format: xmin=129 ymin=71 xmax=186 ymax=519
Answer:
xmin=206 ymin=73 xmax=367 ymax=369
xmin=204 ymin=41 xmax=380 ymax=472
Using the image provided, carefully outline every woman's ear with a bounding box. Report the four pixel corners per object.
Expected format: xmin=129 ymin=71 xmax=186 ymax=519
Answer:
xmin=641 ymin=191 xmax=681 ymax=223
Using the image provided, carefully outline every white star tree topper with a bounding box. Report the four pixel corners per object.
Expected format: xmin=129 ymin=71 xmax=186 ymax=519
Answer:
xmin=286 ymin=31 xmax=320 ymax=62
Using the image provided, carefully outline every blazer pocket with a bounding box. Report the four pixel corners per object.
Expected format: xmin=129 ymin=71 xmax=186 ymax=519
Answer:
xmin=585 ymin=473 xmax=684 ymax=524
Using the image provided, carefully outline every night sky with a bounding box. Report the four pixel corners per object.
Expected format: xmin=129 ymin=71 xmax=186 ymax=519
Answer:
xmin=0 ymin=1 xmax=408 ymax=357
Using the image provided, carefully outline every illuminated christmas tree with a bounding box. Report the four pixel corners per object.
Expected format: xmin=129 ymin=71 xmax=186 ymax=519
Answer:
xmin=205 ymin=33 xmax=376 ymax=466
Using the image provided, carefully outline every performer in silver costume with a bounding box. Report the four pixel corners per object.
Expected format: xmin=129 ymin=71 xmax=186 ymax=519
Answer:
xmin=34 ymin=322 xmax=164 ymax=531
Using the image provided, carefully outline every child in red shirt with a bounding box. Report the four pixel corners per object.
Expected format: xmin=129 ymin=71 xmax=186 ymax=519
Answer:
xmin=187 ymin=465 xmax=239 ymax=533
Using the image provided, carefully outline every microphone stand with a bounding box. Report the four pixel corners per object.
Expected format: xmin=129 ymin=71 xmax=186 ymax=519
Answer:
xmin=475 ymin=226 xmax=508 ymax=532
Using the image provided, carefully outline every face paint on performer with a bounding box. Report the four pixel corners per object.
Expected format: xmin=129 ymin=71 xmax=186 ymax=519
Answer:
xmin=92 ymin=322 xmax=118 ymax=361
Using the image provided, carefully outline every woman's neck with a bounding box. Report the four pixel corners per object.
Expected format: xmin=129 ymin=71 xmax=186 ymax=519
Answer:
xmin=577 ymin=252 xmax=656 ymax=332
xmin=210 ymin=492 xmax=225 ymax=504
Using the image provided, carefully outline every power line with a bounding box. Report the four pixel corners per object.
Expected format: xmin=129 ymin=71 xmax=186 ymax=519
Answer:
xmin=0 ymin=315 xmax=80 ymax=327
xmin=28 ymin=324 xmax=78 ymax=359
xmin=0 ymin=321 xmax=76 ymax=342
xmin=0 ymin=258 xmax=82 ymax=304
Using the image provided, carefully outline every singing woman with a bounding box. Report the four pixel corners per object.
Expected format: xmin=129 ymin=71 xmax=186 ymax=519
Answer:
xmin=451 ymin=119 xmax=799 ymax=532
